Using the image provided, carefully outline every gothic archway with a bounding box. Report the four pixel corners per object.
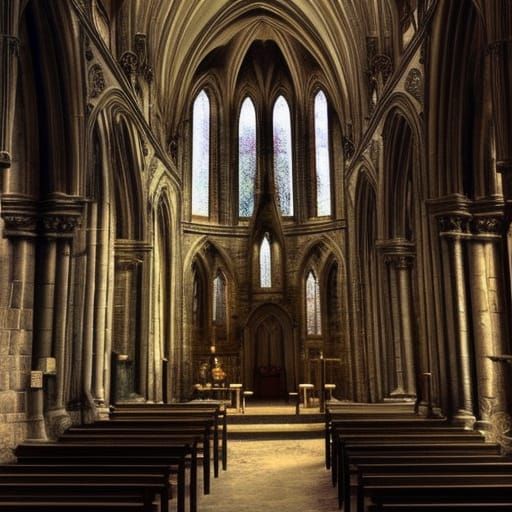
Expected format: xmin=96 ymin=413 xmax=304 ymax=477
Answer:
xmin=244 ymin=304 xmax=296 ymax=397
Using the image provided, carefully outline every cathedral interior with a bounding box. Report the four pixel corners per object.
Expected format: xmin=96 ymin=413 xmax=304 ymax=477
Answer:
xmin=1 ymin=0 xmax=512 ymax=508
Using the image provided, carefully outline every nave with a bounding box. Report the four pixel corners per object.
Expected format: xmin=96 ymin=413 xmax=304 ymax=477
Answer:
xmin=198 ymin=439 xmax=337 ymax=512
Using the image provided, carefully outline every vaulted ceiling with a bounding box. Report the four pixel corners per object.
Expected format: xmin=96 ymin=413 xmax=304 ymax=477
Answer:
xmin=120 ymin=0 xmax=398 ymax=143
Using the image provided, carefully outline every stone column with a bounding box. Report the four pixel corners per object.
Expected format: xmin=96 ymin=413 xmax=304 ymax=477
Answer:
xmin=469 ymin=208 xmax=510 ymax=431
xmin=39 ymin=195 xmax=83 ymax=438
xmin=0 ymin=195 xmax=39 ymax=439
xmin=384 ymin=255 xmax=405 ymax=396
xmin=395 ymin=254 xmax=417 ymax=397
xmin=378 ymin=240 xmax=417 ymax=399
xmin=0 ymin=0 xmax=21 ymax=169
xmin=438 ymin=214 xmax=475 ymax=425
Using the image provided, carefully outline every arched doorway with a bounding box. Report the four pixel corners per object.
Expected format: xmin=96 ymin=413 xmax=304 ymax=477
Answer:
xmin=244 ymin=304 xmax=296 ymax=399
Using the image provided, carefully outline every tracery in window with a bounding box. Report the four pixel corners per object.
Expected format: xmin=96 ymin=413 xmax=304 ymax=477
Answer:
xmin=260 ymin=234 xmax=272 ymax=288
xmin=314 ymin=90 xmax=331 ymax=216
xmin=239 ymin=97 xmax=257 ymax=217
xmin=192 ymin=90 xmax=210 ymax=216
xmin=306 ymin=270 xmax=321 ymax=335
xmin=273 ymin=96 xmax=293 ymax=216
xmin=213 ymin=272 xmax=226 ymax=324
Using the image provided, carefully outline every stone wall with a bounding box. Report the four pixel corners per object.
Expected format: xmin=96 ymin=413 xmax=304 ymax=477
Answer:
xmin=0 ymin=233 xmax=33 ymax=462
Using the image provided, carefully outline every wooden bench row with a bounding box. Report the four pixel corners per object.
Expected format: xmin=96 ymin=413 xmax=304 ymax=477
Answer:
xmin=2 ymin=402 xmax=227 ymax=512
xmin=325 ymin=405 xmax=512 ymax=511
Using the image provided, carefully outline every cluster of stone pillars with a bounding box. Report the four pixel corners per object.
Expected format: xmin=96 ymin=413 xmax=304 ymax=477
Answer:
xmin=377 ymin=240 xmax=417 ymax=399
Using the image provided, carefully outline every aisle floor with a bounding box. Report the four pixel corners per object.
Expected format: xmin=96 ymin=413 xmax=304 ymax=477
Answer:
xmin=197 ymin=439 xmax=338 ymax=512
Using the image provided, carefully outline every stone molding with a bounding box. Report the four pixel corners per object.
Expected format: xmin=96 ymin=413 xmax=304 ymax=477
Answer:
xmin=88 ymin=63 xmax=105 ymax=98
xmin=40 ymin=195 xmax=84 ymax=238
xmin=405 ymin=68 xmax=423 ymax=103
xmin=1 ymin=194 xmax=38 ymax=238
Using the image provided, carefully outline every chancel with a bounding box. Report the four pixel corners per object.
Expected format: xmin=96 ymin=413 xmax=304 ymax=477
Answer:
xmin=1 ymin=0 xmax=512 ymax=510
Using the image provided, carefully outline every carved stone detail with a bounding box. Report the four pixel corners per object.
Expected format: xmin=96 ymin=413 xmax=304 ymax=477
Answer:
xmin=342 ymin=136 xmax=355 ymax=160
xmin=405 ymin=68 xmax=423 ymax=102
xmin=472 ymin=216 xmax=503 ymax=235
xmin=384 ymin=254 xmax=414 ymax=269
xmin=42 ymin=215 xmax=81 ymax=234
xmin=134 ymin=33 xmax=153 ymax=83
xmin=369 ymin=139 xmax=380 ymax=166
xmin=88 ymin=64 xmax=105 ymax=98
xmin=40 ymin=195 xmax=84 ymax=238
xmin=1 ymin=195 xmax=38 ymax=238
xmin=120 ymin=51 xmax=138 ymax=84
xmin=371 ymin=54 xmax=393 ymax=84
xmin=438 ymin=215 xmax=470 ymax=234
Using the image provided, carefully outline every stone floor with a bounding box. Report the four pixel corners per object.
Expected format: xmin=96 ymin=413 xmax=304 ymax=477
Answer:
xmin=197 ymin=439 xmax=338 ymax=512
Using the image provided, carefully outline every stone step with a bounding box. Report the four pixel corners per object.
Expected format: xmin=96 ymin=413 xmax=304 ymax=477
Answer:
xmin=228 ymin=412 xmax=324 ymax=425
xmin=228 ymin=422 xmax=324 ymax=440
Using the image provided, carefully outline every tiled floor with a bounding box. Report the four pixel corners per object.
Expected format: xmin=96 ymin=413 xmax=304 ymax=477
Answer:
xmin=197 ymin=439 xmax=338 ymax=512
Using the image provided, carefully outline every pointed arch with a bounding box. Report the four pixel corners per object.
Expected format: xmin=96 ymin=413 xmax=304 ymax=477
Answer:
xmin=306 ymin=270 xmax=321 ymax=335
xmin=259 ymin=233 xmax=272 ymax=288
xmin=191 ymin=89 xmax=210 ymax=216
xmin=314 ymin=89 xmax=332 ymax=216
xmin=273 ymin=95 xmax=294 ymax=216
xmin=238 ymin=96 xmax=257 ymax=217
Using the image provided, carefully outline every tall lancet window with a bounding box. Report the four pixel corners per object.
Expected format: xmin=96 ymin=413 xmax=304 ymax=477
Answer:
xmin=273 ymin=96 xmax=293 ymax=216
xmin=213 ymin=272 xmax=226 ymax=324
xmin=192 ymin=90 xmax=210 ymax=216
xmin=314 ymin=90 xmax=331 ymax=216
xmin=239 ymin=97 xmax=257 ymax=217
xmin=260 ymin=233 xmax=272 ymax=288
xmin=306 ymin=271 xmax=321 ymax=335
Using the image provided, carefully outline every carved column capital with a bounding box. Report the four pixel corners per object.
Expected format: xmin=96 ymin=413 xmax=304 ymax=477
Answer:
xmin=40 ymin=194 xmax=85 ymax=238
xmin=1 ymin=194 xmax=38 ymax=238
xmin=384 ymin=253 xmax=415 ymax=269
xmin=438 ymin=214 xmax=472 ymax=237
xmin=471 ymin=215 xmax=503 ymax=236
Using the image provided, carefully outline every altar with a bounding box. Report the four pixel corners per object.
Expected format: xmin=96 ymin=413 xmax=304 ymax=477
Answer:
xmin=193 ymin=384 xmax=243 ymax=412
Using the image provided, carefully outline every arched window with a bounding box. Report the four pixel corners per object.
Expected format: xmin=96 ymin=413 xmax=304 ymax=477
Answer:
xmin=260 ymin=234 xmax=272 ymax=288
xmin=192 ymin=90 xmax=210 ymax=216
xmin=213 ymin=272 xmax=226 ymax=324
xmin=306 ymin=271 xmax=321 ymax=335
xmin=239 ymin=97 xmax=257 ymax=217
xmin=314 ymin=90 xmax=331 ymax=216
xmin=273 ymin=96 xmax=293 ymax=216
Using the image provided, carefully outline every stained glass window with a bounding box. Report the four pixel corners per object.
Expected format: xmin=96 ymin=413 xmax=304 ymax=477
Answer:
xmin=273 ymin=96 xmax=293 ymax=216
xmin=239 ymin=97 xmax=257 ymax=217
xmin=260 ymin=234 xmax=272 ymax=288
xmin=192 ymin=90 xmax=210 ymax=216
xmin=213 ymin=272 xmax=226 ymax=324
xmin=314 ymin=90 xmax=331 ymax=216
xmin=306 ymin=271 xmax=321 ymax=335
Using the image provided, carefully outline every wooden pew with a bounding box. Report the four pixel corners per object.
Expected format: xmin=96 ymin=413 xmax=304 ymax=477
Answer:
xmin=324 ymin=410 xmax=448 ymax=468
xmin=331 ymin=429 xmax=484 ymax=485
xmin=111 ymin=402 xmax=228 ymax=471
xmin=369 ymin=503 xmax=512 ymax=511
xmin=362 ymin=482 xmax=512 ymax=512
xmin=0 ymin=500 xmax=149 ymax=511
xmin=110 ymin=406 xmax=227 ymax=473
xmin=62 ymin=423 xmax=212 ymax=495
xmin=15 ymin=441 xmax=196 ymax=512
xmin=337 ymin=442 xmax=501 ymax=511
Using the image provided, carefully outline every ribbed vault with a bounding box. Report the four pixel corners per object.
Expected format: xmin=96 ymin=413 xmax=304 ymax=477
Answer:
xmin=123 ymin=0 xmax=381 ymax=142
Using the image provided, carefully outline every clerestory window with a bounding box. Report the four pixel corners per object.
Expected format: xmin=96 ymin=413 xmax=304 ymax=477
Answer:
xmin=259 ymin=233 xmax=272 ymax=288
xmin=314 ymin=90 xmax=331 ymax=216
xmin=239 ymin=97 xmax=257 ymax=217
xmin=191 ymin=90 xmax=210 ymax=217
xmin=306 ymin=270 xmax=321 ymax=335
xmin=273 ymin=95 xmax=293 ymax=216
